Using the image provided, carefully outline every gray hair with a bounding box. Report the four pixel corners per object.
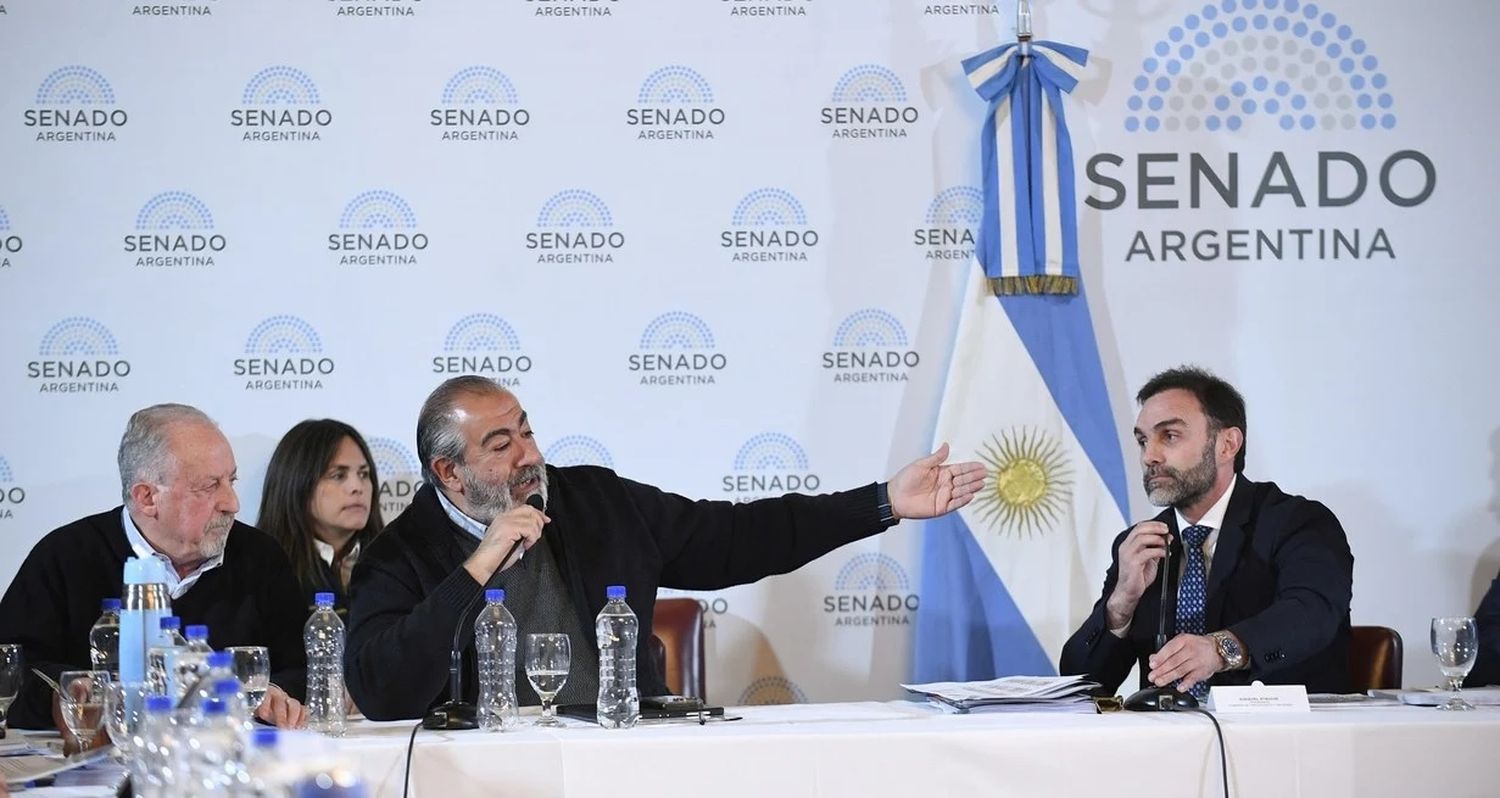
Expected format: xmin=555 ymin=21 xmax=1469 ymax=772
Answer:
xmin=118 ymin=403 xmax=217 ymax=504
xmin=416 ymin=376 xmax=508 ymax=485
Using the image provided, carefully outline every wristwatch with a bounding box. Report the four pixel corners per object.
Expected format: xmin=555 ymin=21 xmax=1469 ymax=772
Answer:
xmin=875 ymin=482 xmax=896 ymax=525
xmin=1208 ymin=631 xmax=1247 ymax=671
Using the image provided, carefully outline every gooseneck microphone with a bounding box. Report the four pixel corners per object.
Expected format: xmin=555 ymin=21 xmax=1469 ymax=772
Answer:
xmin=1123 ymin=528 xmax=1199 ymax=712
xmin=423 ymin=492 xmax=545 ymax=730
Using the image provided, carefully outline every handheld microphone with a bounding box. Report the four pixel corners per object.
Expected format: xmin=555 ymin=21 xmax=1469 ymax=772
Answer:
xmin=422 ymin=492 xmax=545 ymax=730
xmin=1123 ymin=528 xmax=1199 ymax=712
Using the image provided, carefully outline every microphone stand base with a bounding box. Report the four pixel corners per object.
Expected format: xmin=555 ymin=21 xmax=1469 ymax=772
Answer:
xmin=422 ymin=700 xmax=479 ymax=730
xmin=1123 ymin=686 xmax=1199 ymax=712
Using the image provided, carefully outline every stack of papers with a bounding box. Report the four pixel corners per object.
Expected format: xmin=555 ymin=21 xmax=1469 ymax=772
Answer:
xmin=1368 ymin=687 xmax=1500 ymax=707
xmin=901 ymin=675 xmax=1102 ymax=714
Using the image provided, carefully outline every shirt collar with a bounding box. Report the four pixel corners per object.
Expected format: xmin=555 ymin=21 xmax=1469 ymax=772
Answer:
xmin=434 ymin=487 xmax=489 ymax=540
xmin=120 ymin=506 xmax=226 ymax=600
xmin=1175 ymin=473 xmax=1238 ymax=533
xmin=314 ymin=537 xmax=361 ymax=566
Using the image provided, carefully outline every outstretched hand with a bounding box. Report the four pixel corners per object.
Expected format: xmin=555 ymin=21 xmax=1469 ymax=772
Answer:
xmin=887 ymin=443 xmax=986 ymax=520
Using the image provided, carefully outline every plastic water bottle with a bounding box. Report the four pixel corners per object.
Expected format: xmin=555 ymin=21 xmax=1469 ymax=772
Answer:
xmin=191 ymin=698 xmax=247 ymax=795
xmin=243 ymin=727 xmax=288 ymax=798
xmin=185 ymin=624 xmax=213 ymax=653
xmin=474 ymin=588 xmax=520 ymax=732
xmin=304 ymin=592 xmax=346 ymax=737
xmin=121 ymin=558 xmax=171 ymax=690
xmin=595 ymin=585 xmax=639 ymax=729
xmin=187 ymin=654 xmax=240 ymax=718
xmin=136 ymin=695 xmax=181 ymax=798
xmin=148 ymin=616 xmax=188 ymax=699
xmin=169 ymin=624 xmax=213 ymax=704
xmin=89 ymin=598 xmax=121 ymax=672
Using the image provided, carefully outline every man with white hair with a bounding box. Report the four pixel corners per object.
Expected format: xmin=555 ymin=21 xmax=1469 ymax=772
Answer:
xmin=0 ymin=404 xmax=309 ymax=729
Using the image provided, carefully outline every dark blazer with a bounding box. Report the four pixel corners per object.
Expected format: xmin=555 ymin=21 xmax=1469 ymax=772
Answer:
xmin=1465 ymin=570 xmax=1500 ymax=687
xmin=1060 ymin=478 xmax=1354 ymax=695
xmin=345 ymin=465 xmax=890 ymax=720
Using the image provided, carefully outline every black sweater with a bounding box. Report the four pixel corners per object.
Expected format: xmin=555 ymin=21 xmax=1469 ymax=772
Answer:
xmin=0 ymin=508 xmax=311 ymax=728
xmin=345 ymin=465 xmax=889 ymax=720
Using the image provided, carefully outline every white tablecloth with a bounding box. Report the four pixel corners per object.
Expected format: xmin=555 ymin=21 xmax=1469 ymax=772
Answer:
xmin=337 ymin=701 xmax=1500 ymax=798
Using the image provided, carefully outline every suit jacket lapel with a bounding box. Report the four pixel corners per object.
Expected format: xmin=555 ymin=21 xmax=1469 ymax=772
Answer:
xmin=1204 ymin=478 xmax=1253 ymax=626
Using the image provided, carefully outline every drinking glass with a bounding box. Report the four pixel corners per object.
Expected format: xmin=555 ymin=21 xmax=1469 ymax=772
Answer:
xmin=0 ymin=644 xmax=21 ymax=738
xmin=226 ymin=646 xmax=271 ymax=713
xmin=58 ymin=670 xmax=109 ymax=750
xmin=525 ymin=633 xmax=571 ymax=727
xmin=1431 ymin=616 xmax=1479 ymax=711
xmin=104 ymin=680 xmax=150 ymax=757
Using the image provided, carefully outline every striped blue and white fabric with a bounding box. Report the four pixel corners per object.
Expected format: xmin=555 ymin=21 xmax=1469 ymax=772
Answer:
xmin=913 ymin=40 xmax=1130 ymax=681
xmin=962 ymin=40 xmax=1089 ymax=296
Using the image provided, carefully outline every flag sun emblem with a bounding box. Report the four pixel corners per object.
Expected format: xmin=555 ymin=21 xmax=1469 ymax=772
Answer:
xmin=972 ymin=428 xmax=1073 ymax=537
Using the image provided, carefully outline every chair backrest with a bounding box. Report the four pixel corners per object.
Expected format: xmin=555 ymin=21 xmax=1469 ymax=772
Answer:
xmin=1349 ymin=625 xmax=1403 ymax=691
xmin=649 ymin=598 xmax=706 ymax=699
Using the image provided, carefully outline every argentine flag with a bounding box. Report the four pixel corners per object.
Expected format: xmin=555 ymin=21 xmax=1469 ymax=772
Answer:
xmin=913 ymin=40 xmax=1131 ymax=681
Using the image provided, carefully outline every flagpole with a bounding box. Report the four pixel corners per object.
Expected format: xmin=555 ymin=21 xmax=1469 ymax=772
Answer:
xmin=1016 ymin=0 xmax=1033 ymax=57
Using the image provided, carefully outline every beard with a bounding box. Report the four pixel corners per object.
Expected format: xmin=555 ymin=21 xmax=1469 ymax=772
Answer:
xmin=457 ymin=462 xmax=549 ymax=525
xmin=197 ymin=513 xmax=233 ymax=560
xmin=1143 ymin=436 xmax=1218 ymax=508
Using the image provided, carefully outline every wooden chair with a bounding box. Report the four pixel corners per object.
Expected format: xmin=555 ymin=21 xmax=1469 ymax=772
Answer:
xmin=648 ymin=598 xmax=706 ymax=699
xmin=1348 ymin=625 xmax=1403 ymax=691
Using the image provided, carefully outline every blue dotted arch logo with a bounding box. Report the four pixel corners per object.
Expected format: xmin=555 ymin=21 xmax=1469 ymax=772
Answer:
xmin=243 ymin=315 xmax=322 ymax=355
xmin=639 ymin=66 xmax=714 ymax=104
xmin=738 ymin=677 xmax=806 ymax=706
xmin=0 ymin=454 xmax=20 ymax=511
xmin=35 ymin=66 xmax=115 ymax=104
xmin=640 ymin=312 xmax=714 ymax=349
xmin=443 ymin=66 xmax=519 ymax=105
xmin=1127 ymin=0 xmax=1394 ymax=133
xmin=733 ymin=432 xmax=809 ymax=471
xmin=340 ymin=191 xmax=417 ymax=230
xmin=0 ymin=456 xmax=13 ymax=484
xmin=39 ymin=317 xmax=119 ymax=357
xmin=732 ymin=189 xmax=807 ymax=227
xmin=537 ymin=190 xmax=613 ymax=228
xmin=444 ymin=313 xmax=521 ymax=351
xmin=544 ymin=435 xmax=615 ymax=468
xmin=0 ymin=207 xmax=10 ymax=231
xmin=832 ymin=309 xmax=908 ymax=349
xmin=136 ymin=192 xmax=214 ymax=230
xmin=833 ymin=552 xmax=911 ymax=592
xmin=830 ymin=65 xmax=908 ymax=103
xmin=367 ymin=436 xmax=421 ymax=480
xmin=925 ymin=186 xmax=984 ymax=227
xmin=243 ymin=67 xmax=320 ymax=105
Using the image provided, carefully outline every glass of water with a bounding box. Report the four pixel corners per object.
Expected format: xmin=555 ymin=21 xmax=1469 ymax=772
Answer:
xmin=58 ymin=670 xmax=109 ymax=750
xmin=1431 ymin=616 xmax=1479 ymax=711
xmin=226 ymin=646 xmax=271 ymax=714
xmin=525 ymin=633 xmax=571 ymax=727
xmin=0 ymin=644 xmax=21 ymax=738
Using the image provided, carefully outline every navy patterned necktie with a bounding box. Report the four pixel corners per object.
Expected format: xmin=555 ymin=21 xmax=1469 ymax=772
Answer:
xmin=1176 ymin=524 xmax=1213 ymax=698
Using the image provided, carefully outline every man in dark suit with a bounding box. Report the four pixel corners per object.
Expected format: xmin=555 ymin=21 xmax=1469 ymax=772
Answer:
xmin=1061 ymin=367 xmax=1354 ymax=697
xmin=1466 ymin=570 xmax=1500 ymax=687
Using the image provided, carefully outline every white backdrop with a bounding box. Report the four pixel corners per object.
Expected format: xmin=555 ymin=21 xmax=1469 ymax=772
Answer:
xmin=1 ymin=0 xmax=1496 ymax=705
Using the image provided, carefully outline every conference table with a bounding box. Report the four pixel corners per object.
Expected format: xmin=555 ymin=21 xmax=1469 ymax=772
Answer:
xmin=339 ymin=700 xmax=1500 ymax=797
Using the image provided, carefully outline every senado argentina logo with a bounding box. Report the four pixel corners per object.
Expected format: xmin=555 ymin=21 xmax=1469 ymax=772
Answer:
xmin=25 ymin=66 xmax=127 ymax=143
xmin=543 ymin=435 xmax=615 ymax=469
xmin=329 ymin=190 xmax=426 ymax=266
xmin=914 ymin=186 xmax=982 ymax=262
xmin=431 ymin=313 xmax=532 ymax=387
xmin=125 ymin=191 xmax=225 ymax=268
xmin=823 ymin=309 xmax=919 ymax=384
xmin=527 ymin=189 xmax=624 ymax=264
xmin=629 ymin=311 xmax=724 ymax=387
xmin=368 ymin=436 xmax=422 ymax=517
xmin=627 ymin=65 xmax=724 ymax=142
xmin=234 ymin=315 xmax=334 ymax=391
xmin=723 ymin=432 xmax=819 ymax=502
xmin=824 ymin=552 xmax=919 ymax=626
xmin=231 ymin=66 xmax=331 ymax=143
xmin=821 ymin=64 xmax=920 ymax=140
xmin=721 ymin=188 xmax=818 ymax=263
xmin=431 ymin=66 xmax=530 ymax=143
xmin=28 ymin=317 xmax=130 ymax=394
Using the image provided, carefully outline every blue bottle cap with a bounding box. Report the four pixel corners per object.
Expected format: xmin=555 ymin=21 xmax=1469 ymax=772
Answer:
xmin=214 ymin=678 xmax=241 ymax=697
xmin=101 ymin=598 xmax=121 ymax=611
xmin=252 ymin=727 xmax=279 ymax=748
xmin=145 ymin=695 xmax=173 ymax=713
xmin=606 ymin=585 xmax=626 ymax=600
xmin=485 ymin=588 xmax=505 ymax=602
xmin=201 ymin=698 xmax=228 ymax=716
xmin=160 ymin=616 xmax=181 ymax=631
xmin=207 ymin=651 xmax=232 ymax=669
xmin=185 ymin=625 xmax=209 ymax=641
xmin=314 ymin=592 xmax=335 ymax=608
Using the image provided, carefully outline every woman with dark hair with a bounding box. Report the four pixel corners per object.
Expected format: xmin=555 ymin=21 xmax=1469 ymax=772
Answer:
xmin=258 ymin=419 xmax=384 ymax=613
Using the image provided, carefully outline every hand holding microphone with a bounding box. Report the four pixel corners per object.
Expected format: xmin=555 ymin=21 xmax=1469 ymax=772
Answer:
xmin=463 ymin=494 xmax=548 ymax=584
